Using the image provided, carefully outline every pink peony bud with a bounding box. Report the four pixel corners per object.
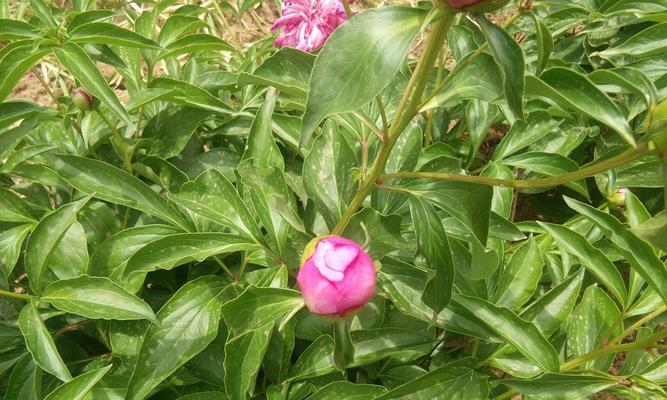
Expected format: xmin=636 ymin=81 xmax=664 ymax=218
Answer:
xmin=297 ymin=236 xmax=376 ymax=318
xmin=271 ymin=0 xmax=348 ymax=52
xmin=444 ymin=0 xmax=510 ymax=12
xmin=72 ymin=87 xmax=94 ymax=111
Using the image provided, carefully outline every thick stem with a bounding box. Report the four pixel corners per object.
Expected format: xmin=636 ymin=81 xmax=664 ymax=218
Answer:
xmin=333 ymin=319 xmax=355 ymax=371
xmin=381 ymin=144 xmax=650 ymax=189
xmin=611 ymin=305 xmax=667 ymax=345
xmin=331 ymin=9 xmax=456 ymax=234
xmin=0 ymin=289 xmax=30 ymax=301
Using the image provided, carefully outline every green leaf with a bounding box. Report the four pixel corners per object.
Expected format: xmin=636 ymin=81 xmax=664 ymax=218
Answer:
xmin=43 ymin=365 xmax=112 ymax=400
xmin=150 ymin=77 xmax=234 ymax=114
xmin=18 ymin=301 xmax=71 ymax=382
xmin=144 ymin=107 xmax=210 ymax=158
xmin=0 ymin=224 xmax=32 ymax=279
xmin=53 ymin=43 xmax=132 ymax=126
xmin=175 ymin=393 xmax=228 ymax=400
xmin=242 ymin=91 xmax=283 ymax=170
xmin=492 ymin=112 xmax=561 ymax=160
xmin=502 ymin=373 xmax=618 ymax=399
xmin=0 ymin=19 xmax=39 ymax=39
xmin=493 ymin=238 xmax=543 ymax=309
xmin=530 ymin=11 xmax=553 ymax=74
xmin=342 ymin=208 xmax=408 ymax=259
xmin=503 ymin=152 xmax=589 ymax=198
xmin=42 ymin=276 xmax=156 ymax=321
xmin=237 ymin=48 xmax=315 ymax=96
xmin=565 ymin=196 xmax=667 ymax=305
xmin=420 ymin=53 xmax=502 ymax=112
xmin=24 ymin=196 xmax=90 ymax=293
xmin=123 ymin=233 xmax=259 ymax=280
xmin=4 ymin=355 xmax=40 ymax=400
xmin=475 ymin=13 xmax=525 ymax=119
xmin=54 ymin=155 xmax=190 ymax=230
xmin=409 ymin=197 xmax=454 ymax=312
xmin=378 ymin=259 xmax=438 ymax=324
xmin=526 ymin=68 xmax=634 ymax=145
xmin=539 ymin=222 xmax=627 ymax=305
xmin=0 ymin=100 xmax=47 ymax=130
xmin=221 ymin=286 xmax=303 ymax=337
xmin=156 ymin=34 xmax=232 ymax=60
xmin=89 ymin=225 xmax=181 ymax=284
xmin=157 ymin=15 xmax=207 ymax=45
xmin=376 ymin=358 xmax=488 ymax=400
xmin=224 ymin=323 xmax=272 ymax=400
xmin=567 ymin=285 xmax=622 ymax=370
xmin=126 ymin=276 xmax=227 ymax=400
xmin=0 ymin=44 xmax=48 ymax=103
xmin=303 ymin=121 xmax=357 ymax=229
xmin=0 ymin=120 xmax=36 ymax=161
xmin=0 ymin=186 xmax=38 ymax=223
xmin=29 ymin=0 xmax=57 ymax=27
xmin=170 ymin=169 xmax=263 ymax=242
xmin=631 ymin=210 xmax=667 ymax=252
xmin=69 ymin=22 xmax=161 ymax=49
xmin=451 ymin=295 xmax=559 ymax=372
xmin=599 ymin=22 xmax=667 ymax=58
xmin=308 ymin=381 xmax=387 ymax=400
xmin=301 ymin=6 xmax=427 ymax=146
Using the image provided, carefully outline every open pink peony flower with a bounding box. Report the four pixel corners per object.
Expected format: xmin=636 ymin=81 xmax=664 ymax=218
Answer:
xmin=297 ymin=236 xmax=376 ymax=318
xmin=271 ymin=0 xmax=348 ymax=52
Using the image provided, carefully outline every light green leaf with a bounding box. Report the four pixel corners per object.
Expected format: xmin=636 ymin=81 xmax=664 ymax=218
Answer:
xmin=493 ymin=238 xmax=543 ymax=309
xmin=19 ymin=301 xmax=71 ymax=382
xmin=29 ymin=0 xmax=57 ymax=27
xmin=0 ymin=224 xmax=32 ymax=279
xmin=0 ymin=186 xmax=38 ymax=223
xmin=126 ymin=276 xmax=227 ymax=400
xmin=0 ymin=44 xmax=49 ymax=102
xmin=24 ymin=196 xmax=90 ymax=293
xmin=237 ymin=47 xmax=315 ymax=96
xmin=4 ymin=355 xmax=40 ymax=400
xmin=69 ymin=22 xmax=161 ymax=49
xmin=53 ymin=43 xmax=131 ymax=125
xmin=503 ymin=152 xmax=588 ymax=198
xmin=492 ymin=111 xmax=561 ymax=160
xmin=43 ymin=365 xmax=112 ymax=400
xmin=539 ymin=222 xmax=627 ymax=305
xmin=42 ymin=276 xmax=156 ymax=321
xmin=54 ymin=155 xmax=190 ymax=230
xmin=530 ymin=11 xmax=553 ymax=74
xmin=309 ymin=381 xmax=387 ymax=400
xmin=0 ymin=19 xmax=39 ymax=39
xmin=301 ymin=6 xmax=427 ymax=146
xmin=156 ymin=34 xmax=232 ymax=60
xmin=631 ymin=210 xmax=667 ymax=252
xmin=502 ymin=373 xmax=618 ymax=400
xmin=224 ymin=323 xmax=272 ymax=400
xmin=600 ymin=22 xmax=667 ymax=58
xmin=221 ymin=286 xmax=303 ymax=337
xmin=452 ymin=295 xmax=559 ymax=372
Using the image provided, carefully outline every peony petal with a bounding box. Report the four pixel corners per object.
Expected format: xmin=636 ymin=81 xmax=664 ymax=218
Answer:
xmin=324 ymin=244 xmax=358 ymax=271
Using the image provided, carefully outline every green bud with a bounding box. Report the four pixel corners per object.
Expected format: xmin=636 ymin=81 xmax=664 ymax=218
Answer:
xmin=72 ymin=87 xmax=94 ymax=111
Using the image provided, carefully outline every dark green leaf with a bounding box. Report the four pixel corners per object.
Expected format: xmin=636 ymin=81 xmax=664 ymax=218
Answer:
xmin=0 ymin=186 xmax=38 ymax=223
xmin=492 ymin=238 xmax=543 ymax=309
xmin=308 ymin=381 xmax=387 ymax=400
xmin=224 ymin=323 xmax=272 ymax=400
xmin=631 ymin=210 xmax=667 ymax=252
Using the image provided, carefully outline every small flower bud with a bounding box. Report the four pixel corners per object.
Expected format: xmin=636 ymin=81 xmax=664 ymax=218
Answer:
xmin=297 ymin=236 xmax=376 ymax=319
xmin=72 ymin=87 xmax=94 ymax=111
xmin=444 ymin=0 xmax=510 ymax=12
xmin=608 ymin=187 xmax=628 ymax=207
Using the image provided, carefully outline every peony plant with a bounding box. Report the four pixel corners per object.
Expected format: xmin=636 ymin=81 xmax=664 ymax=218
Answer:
xmin=0 ymin=0 xmax=666 ymax=399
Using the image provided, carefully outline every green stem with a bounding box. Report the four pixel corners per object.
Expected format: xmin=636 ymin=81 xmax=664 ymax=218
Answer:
xmin=213 ymin=255 xmax=237 ymax=281
xmin=95 ymin=108 xmax=133 ymax=173
xmin=611 ymin=305 xmax=667 ymax=345
xmin=333 ymin=319 xmax=355 ymax=371
xmin=0 ymin=289 xmax=30 ymax=301
xmin=663 ymin=161 xmax=667 ymax=210
xmin=381 ymin=144 xmax=650 ymax=189
xmin=376 ymin=96 xmax=388 ymax=132
xmin=331 ymin=9 xmax=456 ymax=234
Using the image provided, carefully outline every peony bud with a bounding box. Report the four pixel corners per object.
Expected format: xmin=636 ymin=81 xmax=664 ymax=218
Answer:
xmin=72 ymin=87 xmax=94 ymax=111
xmin=444 ymin=0 xmax=510 ymax=12
xmin=297 ymin=236 xmax=376 ymax=319
xmin=608 ymin=187 xmax=628 ymax=207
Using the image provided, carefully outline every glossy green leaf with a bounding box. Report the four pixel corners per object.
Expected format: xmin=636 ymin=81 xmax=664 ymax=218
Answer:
xmin=221 ymin=286 xmax=303 ymax=337
xmin=539 ymin=222 xmax=627 ymax=305
xmin=600 ymin=22 xmax=667 ymax=58
xmin=144 ymin=107 xmax=210 ymax=159
xmin=237 ymin=47 xmax=315 ymax=96
xmin=308 ymin=381 xmax=387 ymax=400
xmin=43 ymin=365 xmax=112 ymax=400
xmin=631 ymin=210 xmax=667 ymax=252
xmin=475 ymin=13 xmax=525 ymax=119
xmin=170 ymin=169 xmax=263 ymax=242
xmin=0 ymin=120 xmax=36 ymax=161
xmin=69 ymin=22 xmax=161 ymax=49
xmin=526 ymin=68 xmax=634 ymax=145
xmin=24 ymin=196 xmax=90 ymax=293
xmin=0 ymin=19 xmax=39 ymax=39
xmin=54 ymin=155 xmax=190 ymax=230
xmin=42 ymin=276 xmax=156 ymax=321
xmin=123 ymin=233 xmax=259 ymax=280
xmin=409 ymin=197 xmax=454 ymax=312
xmin=303 ymin=121 xmax=357 ymax=229
xmin=503 ymin=152 xmax=588 ymax=198
xmin=502 ymin=373 xmax=618 ymax=399
xmin=29 ymin=0 xmax=57 ymax=27
xmin=492 ymin=111 xmax=561 ymax=160
xmin=0 ymin=224 xmax=32 ymax=279
xmin=0 ymin=44 xmax=49 ymax=102
xmin=53 ymin=43 xmax=132 ymax=125
xmin=4 ymin=355 xmax=40 ymax=400
xmin=150 ymin=77 xmax=234 ymax=114
xmin=530 ymin=11 xmax=553 ymax=73
xmin=342 ymin=208 xmax=409 ymax=259
xmin=301 ymin=6 xmax=427 ymax=146
xmin=156 ymin=15 xmax=207 ymax=45
xmin=493 ymin=238 xmax=543 ymax=309
xmin=18 ymin=301 xmax=71 ymax=382
xmin=156 ymin=34 xmax=232 ymax=60
xmin=126 ymin=276 xmax=227 ymax=400
xmin=0 ymin=186 xmax=38 ymax=223
xmin=565 ymin=196 xmax=667 ymax=305
xmin=224 ymin=323 xmax=272 ymax=400
xmin=0 ymin=100 xmax=46 ymax=130
xmin=452 ymin=295 xmax=559 ymax=372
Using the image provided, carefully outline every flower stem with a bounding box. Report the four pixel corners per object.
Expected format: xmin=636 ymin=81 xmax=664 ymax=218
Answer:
xmin=95 ymin=108 xmax=134 ymax=173
xmin=332 ymin=9 xmax=456 ymax=234
xmin=381 ymin=144 xmax=650 ymax=189
xmin=611 ymin=305 xmax=667 ymax=345
xmin=0 ymin=289 xmax=30 ymax=301
xmin=333 ymin=319 xmax=355 ymax=371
